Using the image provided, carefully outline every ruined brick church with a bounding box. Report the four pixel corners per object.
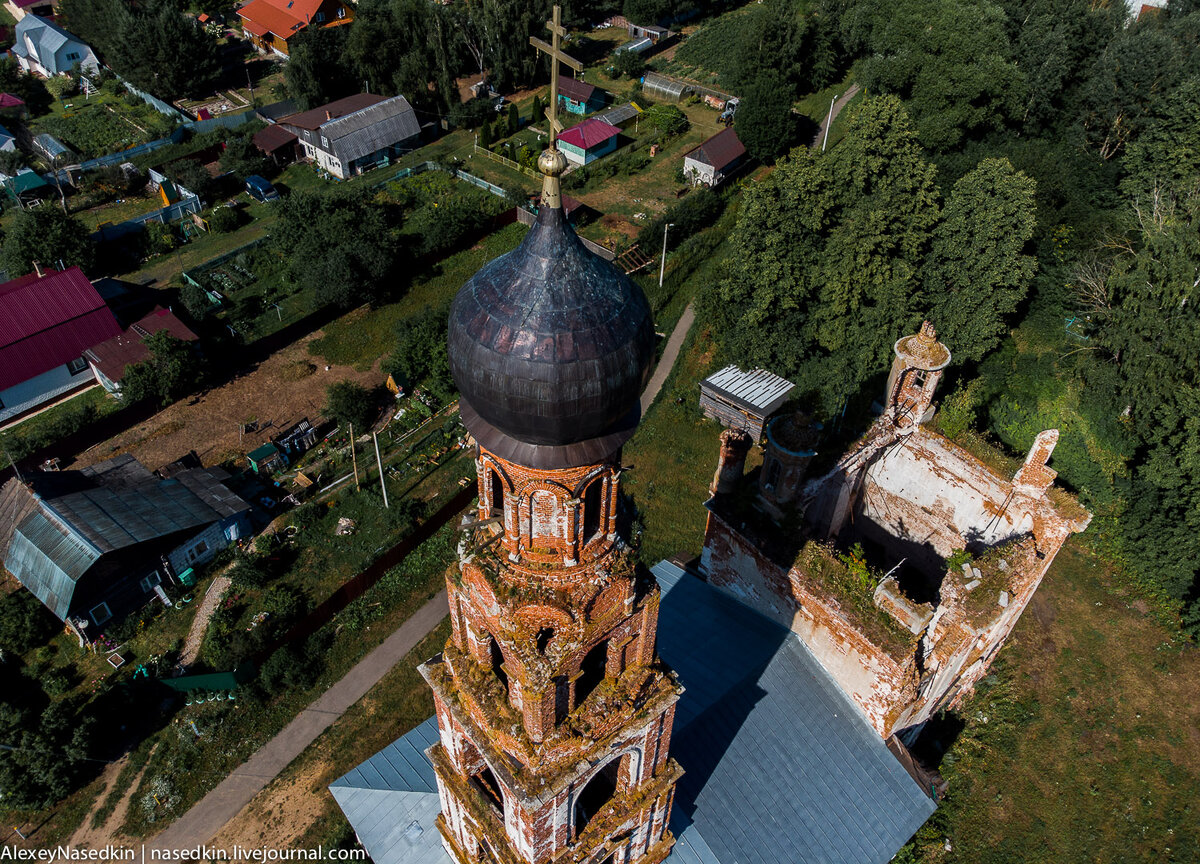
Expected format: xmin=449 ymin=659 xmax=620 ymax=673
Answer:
xmin=328 ymin=18 xmax=1080 ymax=860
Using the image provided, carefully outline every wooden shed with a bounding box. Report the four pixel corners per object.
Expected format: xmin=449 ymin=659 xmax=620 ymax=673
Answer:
xmin=699 ymin=365 xmax=795 ymax=440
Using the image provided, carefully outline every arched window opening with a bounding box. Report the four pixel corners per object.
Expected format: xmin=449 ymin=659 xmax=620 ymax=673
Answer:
xmin=765 ymin=459 xmax=781 ymax=490
xmin=575 ymin=640 xmax=609 ymax=708
xmin=574 ymin=758 xmax=621 ymax=837
xmin=536 ymin=626 xmax=555 ymax=654
xmin=490 ymin=470 xmax=505 ymax=518
xmin=489 ymin=637 xmax=508 ymax=692
xmin=583 ymin=478 xmax=603 ymax=541
xmin=471 ymin=765 xmax=504 ymax=815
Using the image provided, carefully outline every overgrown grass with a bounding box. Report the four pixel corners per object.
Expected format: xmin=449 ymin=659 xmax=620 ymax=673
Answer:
xmin=0 ymin=386 xmax=120 ymax=467
xmin=623 ymin=326 xmax=726 ymax=565
xmin=902 ymin=539 xmax=1200 ymax=863
xmin=308 ymin=222 xmax=527 ymax=370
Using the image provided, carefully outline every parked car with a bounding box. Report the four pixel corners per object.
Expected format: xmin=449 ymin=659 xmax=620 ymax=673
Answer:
xmin=245 ymin=175 xmax=279 ymax=202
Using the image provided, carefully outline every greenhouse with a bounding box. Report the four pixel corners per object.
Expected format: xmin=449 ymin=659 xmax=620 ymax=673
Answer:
xmin=641 ymin=73 xmax=690 ymax=102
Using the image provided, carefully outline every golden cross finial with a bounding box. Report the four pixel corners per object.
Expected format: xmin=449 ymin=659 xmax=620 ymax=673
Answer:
xmin=530 ymin=5 xmax=582 ymax=148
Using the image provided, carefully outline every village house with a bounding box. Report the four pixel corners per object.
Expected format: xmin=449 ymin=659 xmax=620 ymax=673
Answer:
xmin=0 ymin=454 xmax=251 ymax=636
xmin=699 ymin=322 xmax=1091 ymax=742
xmin=556 ymin=116 xmax=620 ymax=165
xmin=84 ymin=306 xmax=199 ymax=394
xmin=557 ymin=74 xmax=605 ymax=115
xmin=11 ymin=14 xmax=98 ymax=77
xmin=0 ymin=266 xmax=122 ymax=426
xmin=682 ymin=127 xmax=746 ymax=188
xmin=276 ymin=93 xmax=421 ymax=179
xmin=237 ymin=0 xmax=354 ymax=58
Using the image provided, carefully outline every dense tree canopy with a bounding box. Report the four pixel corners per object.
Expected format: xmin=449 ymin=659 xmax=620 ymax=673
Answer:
xmin=120 ymin=332 xmax=202 ymax=407
xmin=274 ymin=189 xmax=397 ymax=309
xmin=60 ymin=0 xmax=220 ymax=100
xmin=1 ymin=208 xmax=95 ymax=277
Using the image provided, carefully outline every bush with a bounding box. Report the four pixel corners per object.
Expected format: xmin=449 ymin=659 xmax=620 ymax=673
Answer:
xmin=207 ymin=206 xmax=240 ymax=233
xmin=636 ymin=189 xmax=725 ymax=252
xmin=0 ymin=589 xmax=60 ymax=654
xmin=325 ymin=381 xmax=377 ymax=432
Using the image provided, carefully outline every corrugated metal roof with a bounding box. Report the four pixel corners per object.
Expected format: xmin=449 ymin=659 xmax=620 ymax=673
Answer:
xmin=557 ymin=75 xmax=597 ymax=103
xmin=683 ymin=127 xmax=746 ymax=172
xmin=279 ymin=94 xmax=385 ymax=132
xmin=6 ymin=511 xmax=99 ymax=618
xmin=0 ymin=267 xmax=122 ymax=390
xmin=557 ymin=117 xmax=621 ymax=150
xmin=595 ymin=103 xmax=641 ymax=126
xmin=324 ymin=95 xmax=421 ymax=166
xmin=332 ymin=562 xmax=934 ymax=864
xmin=46 ymin=479 xmax=217 ymax=553
xmin=701 ymin=364 xmax=795 ymax=416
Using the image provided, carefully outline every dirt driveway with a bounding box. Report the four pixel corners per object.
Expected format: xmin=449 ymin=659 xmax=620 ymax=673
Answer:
xmin=75 ymin=333 xmax=380 ymax=472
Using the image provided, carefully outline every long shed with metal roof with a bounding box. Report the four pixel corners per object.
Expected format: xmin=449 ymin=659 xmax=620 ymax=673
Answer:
xmin=699 ymin=364 xmax=795 ymax=439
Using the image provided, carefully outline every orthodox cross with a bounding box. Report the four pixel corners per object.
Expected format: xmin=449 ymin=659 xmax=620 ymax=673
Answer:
xmin=530 ymin=5 xmax=583 ymax=147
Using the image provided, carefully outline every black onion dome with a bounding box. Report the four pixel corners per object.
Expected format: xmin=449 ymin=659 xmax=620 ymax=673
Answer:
xmin=448 ymin=204 xmax=654 ymax=468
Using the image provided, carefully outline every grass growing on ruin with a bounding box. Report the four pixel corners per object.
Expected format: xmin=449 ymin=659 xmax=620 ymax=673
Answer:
xmin=903 ymin=538 xmax=1200 ymax=863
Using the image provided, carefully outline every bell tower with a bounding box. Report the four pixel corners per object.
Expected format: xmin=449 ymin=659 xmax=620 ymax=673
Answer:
xmin=419 ymin=15 xmax=682 ymax=863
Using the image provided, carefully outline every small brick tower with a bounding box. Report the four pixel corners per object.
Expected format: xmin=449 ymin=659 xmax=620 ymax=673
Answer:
xmin=419 ymin=79 xmax=682 ymax=864
xmin=884 ymin=321 xmax=951 ymax=427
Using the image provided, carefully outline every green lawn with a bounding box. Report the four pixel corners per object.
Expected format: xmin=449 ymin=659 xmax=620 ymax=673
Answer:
xmin=904 ymin=538 xmax=1200 ymax=863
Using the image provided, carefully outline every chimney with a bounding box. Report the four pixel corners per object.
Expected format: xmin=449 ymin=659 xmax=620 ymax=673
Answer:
xmin=32 ymin=260 xmax=43 ymax=277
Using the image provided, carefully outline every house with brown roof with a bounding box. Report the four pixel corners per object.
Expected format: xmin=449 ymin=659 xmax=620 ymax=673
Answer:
xmin=682 ymin=127 xmax=746 ymax=188
xmin=85 ymin=307 xmax=199 ymax=394
xmin=557 ymin=75 xmax=605 ymax=115
xmin=277 ymin=93 xmax=421 ymax=179
xmin=0 ymin=266 xmax=121 ymax=426
xmin=237 ymin=0 xmax=353 ymax=58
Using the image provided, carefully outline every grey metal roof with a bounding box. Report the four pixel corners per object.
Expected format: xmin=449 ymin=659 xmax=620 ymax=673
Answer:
xmin=596 ymin=103 xmax=640 ymax=126
xmin=701 ymin=364 xmax=795 ymax=417
xmin=330 ymin=717 xmax=445 ymax=864
xmin=332 ymin=562 xmax=934 ymax=864
xmin=13 ymin=15 xmax=69 ymax=70
xmin=173 ymin=467 xmax=250 ymax=520
xmin=6 ymin=510 xmax=100 ymax=618
xmin=324 ymin=95 xmax=420 ymax=166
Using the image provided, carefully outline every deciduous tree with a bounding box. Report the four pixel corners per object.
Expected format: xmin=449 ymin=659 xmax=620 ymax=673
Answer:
xmin=1 ymin=207 xmax=94 ymax=276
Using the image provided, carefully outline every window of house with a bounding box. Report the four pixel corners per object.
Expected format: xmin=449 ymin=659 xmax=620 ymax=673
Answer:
xmin=89 ymin=602 xmax=112 ymax=626
xmin=139 ymin=572 xmax=162 ymax=593
xmin=336 ymin=6 xmax=346 ymax=17
xmin=186 ymin=540 xmax=209 ymax=562
xmin=67 ymin=356 xmax=88 ymax=374
xmin=321 ymin=136 xmax=329 ymax=148
xmin=66 ymin=52 xmax=80 ymax=61
xmin=314 ymin=11 xmax=324 ymax=22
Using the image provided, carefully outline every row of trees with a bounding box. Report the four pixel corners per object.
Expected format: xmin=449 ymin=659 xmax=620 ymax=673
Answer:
xmin=702 ymin=0 xmax=1200 ymax=634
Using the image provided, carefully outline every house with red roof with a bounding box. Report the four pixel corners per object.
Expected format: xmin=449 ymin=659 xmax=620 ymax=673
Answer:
xmin=556 ymin=117 xmax=621 ymax=166
xmin=237 ymin=0 xmax=354 ymax=57
xmin=682 ymin=127 xmax=746 ymax=188
xmin=85 ymin=307 xmax=199 ymax=394
xmin=0 ymin=266 xmax=121 ymax=426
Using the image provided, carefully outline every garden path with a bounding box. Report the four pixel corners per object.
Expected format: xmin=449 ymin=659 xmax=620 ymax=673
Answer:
xmin=180 ymin=574 xmax=232 ymax=668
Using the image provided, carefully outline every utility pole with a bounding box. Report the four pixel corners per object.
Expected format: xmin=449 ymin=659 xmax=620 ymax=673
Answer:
xmin=373 ymin=432 xmax=389 ymax=508
xmin=822 ymin=95 xmax=836 ymax=153
xmin=658 ymin=222 xmax=674 ymax=289
xmin=349 ymin=422 xmax=361 ymax=491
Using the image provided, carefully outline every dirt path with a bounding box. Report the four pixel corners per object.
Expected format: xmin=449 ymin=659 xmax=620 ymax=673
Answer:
xmin=180 ymin=575 xmax=232 ymax=667
xmin=73 ymin=333 xmax=378 ymax=473
xmin=67 ymin=747 xmax=156 ymax=850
